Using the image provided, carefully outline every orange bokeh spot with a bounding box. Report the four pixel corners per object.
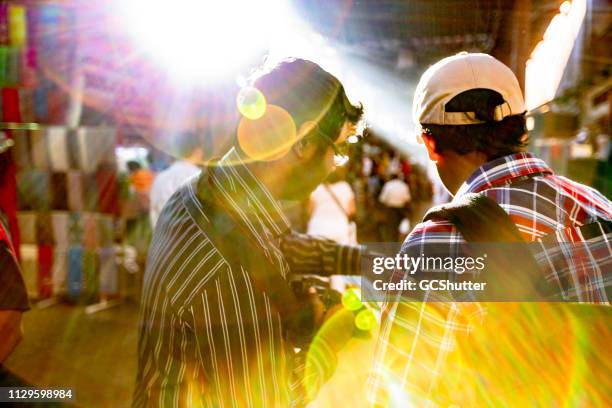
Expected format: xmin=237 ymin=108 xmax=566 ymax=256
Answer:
xmin=237 ymin=104 xmax=298 ymax=161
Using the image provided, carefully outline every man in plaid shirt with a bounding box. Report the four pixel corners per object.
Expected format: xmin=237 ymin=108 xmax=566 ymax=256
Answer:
xmin=369 ymin=53 xmax=612 ymax=406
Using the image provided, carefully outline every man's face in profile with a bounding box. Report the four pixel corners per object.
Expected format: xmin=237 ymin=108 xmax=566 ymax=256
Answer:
xmin=276 ymin=121 xmax=356 ymax=201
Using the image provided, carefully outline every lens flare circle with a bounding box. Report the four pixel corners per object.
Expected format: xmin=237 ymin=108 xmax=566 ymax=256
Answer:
xmin=237 ymin=87 xmax=267 ymax=120
xmin=341 ymin=288 xmax=363 ymax=311
xmin=237 ymin=104 xmax=297 ymax=161
xmin=354 ymin=308 xmax=377 ymax=331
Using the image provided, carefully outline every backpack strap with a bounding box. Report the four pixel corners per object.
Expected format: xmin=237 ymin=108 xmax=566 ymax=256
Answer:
xmin=424 ymin=193 xmax=544 ymax=300
xmin=425 ymin=193 xmax=528 ymax=243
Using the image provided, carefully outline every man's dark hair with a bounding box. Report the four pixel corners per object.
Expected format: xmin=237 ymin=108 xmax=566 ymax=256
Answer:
xmin=421 ymin=89 xmax=527 ymax=160
xmin=251 ymin=59 xmax=363 ymax=148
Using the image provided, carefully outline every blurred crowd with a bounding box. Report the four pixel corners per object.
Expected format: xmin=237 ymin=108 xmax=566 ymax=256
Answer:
xmin=292 ymin=134 xmax=438 ymax=244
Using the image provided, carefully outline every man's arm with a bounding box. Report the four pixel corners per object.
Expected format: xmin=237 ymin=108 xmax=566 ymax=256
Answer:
xmin=280 ymin=230 xmax=362 ymax=276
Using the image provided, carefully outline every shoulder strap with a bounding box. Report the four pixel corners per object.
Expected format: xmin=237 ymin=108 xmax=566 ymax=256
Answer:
xmin=424 ymin=193 xmax=544 ymax=300
xmin=181 ymin=170 xmax=308 ymax=331
xmin=424 ymin=193 xmax=526 ymax=243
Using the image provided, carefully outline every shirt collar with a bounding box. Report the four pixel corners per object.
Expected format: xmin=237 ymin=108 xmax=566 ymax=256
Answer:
xmin=207 ymin=147 xmax=291 ymax=237
xmin=454 ymin=152 xmax=553 ymax=199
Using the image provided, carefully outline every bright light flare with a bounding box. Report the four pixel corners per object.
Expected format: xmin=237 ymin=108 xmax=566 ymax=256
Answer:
xmin=560 ymin=1 xmax=572 ymax=14
xmin=334 ymin=154 xmax=350 ymax=167
xmin=117 ymin=0 xmax=287 ymax=82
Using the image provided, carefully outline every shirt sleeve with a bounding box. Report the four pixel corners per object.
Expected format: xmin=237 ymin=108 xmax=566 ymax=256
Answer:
xmin=0 ymin=241 xmax=30 ymax=311
xmin=280 ymin=230 xmax=363 ymax=275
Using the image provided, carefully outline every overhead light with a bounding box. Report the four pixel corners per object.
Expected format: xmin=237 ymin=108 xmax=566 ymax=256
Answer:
xmin=116 ymin=0 xmax=289 ymax=83
xmin=560 ymin=1 xmax=572 ymax=15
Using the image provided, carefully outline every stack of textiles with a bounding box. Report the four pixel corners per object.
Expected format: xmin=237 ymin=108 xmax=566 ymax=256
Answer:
xmin=12 ymin=125 xmax=121 ymax=303
xmin=17 ymin=211 xmax=119 ymax=301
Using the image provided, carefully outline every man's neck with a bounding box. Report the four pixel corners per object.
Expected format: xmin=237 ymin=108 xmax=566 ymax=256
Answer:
xmin=440 ymin=151 xmax=488 ymax=196
xmin=247 ymin=161 xmax=283 ymax=199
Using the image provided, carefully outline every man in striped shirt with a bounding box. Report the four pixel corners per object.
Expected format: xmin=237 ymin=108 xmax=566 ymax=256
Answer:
xmin=369 ymin=53 xmax=612 ymax=406
xmin=133 ymin=59 xmax=364 ymax=407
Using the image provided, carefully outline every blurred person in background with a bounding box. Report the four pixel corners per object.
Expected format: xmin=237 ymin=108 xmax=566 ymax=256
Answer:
xmin=133 ymin=58 xmax=364 ymax=407
xmin=378 ymin=174 xmax=411 ymax=241
xmin=149 ymin=132 xmax=203 ymax=228
xmin=370 ymin=53 xmax=612 ymax=407
xmin=307 ymin=168 xmax=357 ymax=245
xmin=127 ymin=160 xmax=154 ymax=208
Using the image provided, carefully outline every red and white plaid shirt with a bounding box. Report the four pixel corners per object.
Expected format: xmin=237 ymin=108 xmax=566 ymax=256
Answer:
xmin=369 ymin=152 xmax=612 ymax=406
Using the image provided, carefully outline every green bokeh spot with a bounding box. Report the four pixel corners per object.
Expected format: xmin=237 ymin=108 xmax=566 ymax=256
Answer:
xmin=354 ymin=308 xmax=377 ymax=331
xmin=237 ymin=87 xmax=266 ymax=120
xmin=341 ymin=288 xmax=363 ymax=311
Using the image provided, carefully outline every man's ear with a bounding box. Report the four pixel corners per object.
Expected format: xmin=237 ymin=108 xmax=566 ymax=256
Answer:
xmin=420 ymin=133 xmax=440 ymax=162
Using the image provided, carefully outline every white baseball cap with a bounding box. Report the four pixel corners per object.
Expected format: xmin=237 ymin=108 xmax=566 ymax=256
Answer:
xmin=412 ymin=52 xmax=526 ymax=125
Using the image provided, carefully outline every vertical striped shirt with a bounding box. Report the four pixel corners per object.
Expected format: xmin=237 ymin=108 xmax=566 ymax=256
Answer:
xmin=133 ymin=148 xmax=361 ymax=407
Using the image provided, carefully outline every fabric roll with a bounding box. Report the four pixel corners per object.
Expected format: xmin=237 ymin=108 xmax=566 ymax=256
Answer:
xmin=82 ymin=249 xmax=98 ymax=302
xmin=76 ymin=127 xmax=116 ymax=173
xmin=0 ymin=3 xmax=8 ymax=45
xmin=16 ymin=169 xmax=51 ymax=211
xmin=67 ymin=170 xmax=84 ymax=211
xmin=83 ymin=173 xmax=99 ymax=212
xmin=98 ymin=246 xmax=117 ymax=296
xmin=20 ymin=47 xmax=36 ymax=87
xmin=68 ymin=212 xmax=83 ymax=245
xmin=52 ymin=246 xmax=68 ymax=295
xmin=29 ymin=129 xmax=49 ymax=169
xmin=82 ymin=212 xmax=99 ymax=249
xmin=18 ymin=88 xmax=34 ymax=122
xmin=17 ymin=211 xmax=36 ymax=244
xmin=37 ymin=244 xmax=53 ymax=298
xmin=5 ymin=46 xmax=19 ymax=85
xmin=11 ymin=129 xmax=32 ymax=171
xmin=35 ymin=211 xmax=54 ymax=245
xmin=51 ymin=211 xmax=69 ymax=247
xmin=46 ymin=127 xmax=70 ymax=171
xmin=67 ymin=245 xmax=83 ymax=300
xmin=0 ymin=47 xmax=7 ymax=88
xmin=25 ymin=7 xmax=36 ymax=62
xmin=47 ymin=86 xmax=68 ymax=124
xmin=50 ymin=172 xmax=68 ymax=210
xmin=98 ymin=215 xmax=114 ymax=246
xmin=34 ymin=84 xmax=49 ymax=122
xmin=8 ymin=4 xmax=27 ymax=46
xmin=20 ymin=244 xmax=38 ymax=298
xmin=1 ymin=87 xmax=21 ymax=122
xmin=96 ymin=167 xmax=120 ymax=216
xmin=66 ymin=128 xmax=79 ymax=169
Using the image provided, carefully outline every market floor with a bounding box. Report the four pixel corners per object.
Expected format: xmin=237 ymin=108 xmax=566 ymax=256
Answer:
xmin=4 ymin=301 xmax=140 ymax=408
xmin=4 ymin=301 xmax=380 ymax=408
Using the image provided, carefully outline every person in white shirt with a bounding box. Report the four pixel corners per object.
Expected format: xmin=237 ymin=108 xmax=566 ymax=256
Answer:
xmin=378 ymin=174 xmax=411 ymax=241
xmin=149 ymin=133 xmax=204 ymax=227
xmin=379 ymin=174 xmax=411 ymax=208
xmin=307 ymin=171 xmax=357 ymax=245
